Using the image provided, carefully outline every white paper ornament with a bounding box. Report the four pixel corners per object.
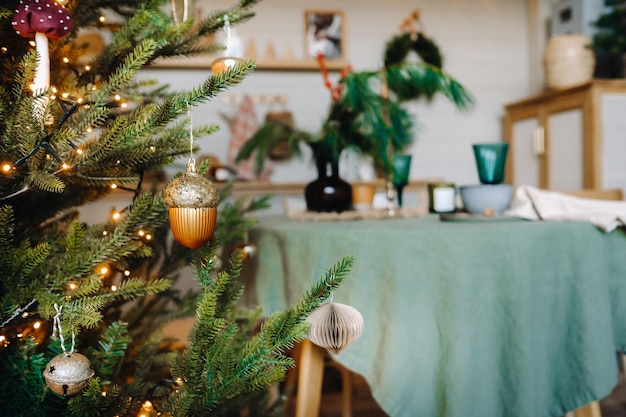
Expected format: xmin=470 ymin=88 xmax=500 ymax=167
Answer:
xmin=307 ymin=302 xmax=364 ymax=354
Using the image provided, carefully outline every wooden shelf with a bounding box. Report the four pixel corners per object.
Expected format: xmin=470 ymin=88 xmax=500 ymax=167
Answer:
xmin=255 ymin=58 xmax=348 ymax=71
xmin=226 ymin=178 xmax=443 ymax=198
xmin=148 ymin=56 xmax=348 ymax=72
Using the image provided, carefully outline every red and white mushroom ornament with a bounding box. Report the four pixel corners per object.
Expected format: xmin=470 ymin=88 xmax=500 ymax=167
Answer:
xmin=11 ymin=0 xmax=72 ymax=116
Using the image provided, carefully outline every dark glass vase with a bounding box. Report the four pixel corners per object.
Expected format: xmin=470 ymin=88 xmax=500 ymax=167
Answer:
xmin=305 ymin=156 xmax=352 ymax=213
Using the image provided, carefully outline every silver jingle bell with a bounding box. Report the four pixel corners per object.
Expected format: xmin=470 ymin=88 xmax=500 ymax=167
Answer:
xmin=43 ymin=352 xmax=95 ymax=396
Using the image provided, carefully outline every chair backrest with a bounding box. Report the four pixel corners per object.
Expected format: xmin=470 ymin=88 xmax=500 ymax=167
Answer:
xmin=562 ymin=189 xmax=624 ymax=201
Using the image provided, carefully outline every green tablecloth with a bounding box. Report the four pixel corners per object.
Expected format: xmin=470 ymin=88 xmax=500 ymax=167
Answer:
xmin=246 ymin=215 xmax=626 ymax=417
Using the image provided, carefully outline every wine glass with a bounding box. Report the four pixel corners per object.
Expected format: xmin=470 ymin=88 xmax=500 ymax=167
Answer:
xmin=391 ymin=154 xmax=412 ymax=207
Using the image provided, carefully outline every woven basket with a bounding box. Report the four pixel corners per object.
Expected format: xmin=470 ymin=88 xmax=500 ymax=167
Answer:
xmin=543 ymin=34 xmax=595 ymax=90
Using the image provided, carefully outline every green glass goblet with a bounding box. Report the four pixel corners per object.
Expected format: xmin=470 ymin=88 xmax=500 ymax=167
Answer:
xmin=391 ymin=154 xmax=412 ymax=207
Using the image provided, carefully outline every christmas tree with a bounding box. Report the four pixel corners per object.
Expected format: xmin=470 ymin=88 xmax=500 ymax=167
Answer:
xmin=0 ymin=1 xmax=355 ymax=415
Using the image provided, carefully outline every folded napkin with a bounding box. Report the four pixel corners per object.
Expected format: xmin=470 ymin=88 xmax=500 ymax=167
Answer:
xmin=504 ymin=185 xmax=626 ymax=232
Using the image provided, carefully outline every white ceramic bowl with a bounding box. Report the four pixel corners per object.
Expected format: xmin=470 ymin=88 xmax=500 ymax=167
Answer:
xmin=459 ymin=184 xmax=513 ymax=216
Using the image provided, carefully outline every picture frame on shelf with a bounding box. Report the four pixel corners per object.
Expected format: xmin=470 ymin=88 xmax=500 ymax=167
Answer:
xmin=304 ymin=9 xmax=346 ymax=61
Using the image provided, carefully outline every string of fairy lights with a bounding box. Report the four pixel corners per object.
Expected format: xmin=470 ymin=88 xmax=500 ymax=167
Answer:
xmin=0 ymin=8 xmax=158 ymax=352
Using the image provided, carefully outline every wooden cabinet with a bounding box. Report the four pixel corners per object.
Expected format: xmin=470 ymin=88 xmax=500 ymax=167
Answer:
xmin=503 ymin=80 xmax=626 ymax=191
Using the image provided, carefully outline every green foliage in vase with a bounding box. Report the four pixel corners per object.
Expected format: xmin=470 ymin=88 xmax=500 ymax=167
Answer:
xmin=236 ymin=16 xmax=473 ymax=179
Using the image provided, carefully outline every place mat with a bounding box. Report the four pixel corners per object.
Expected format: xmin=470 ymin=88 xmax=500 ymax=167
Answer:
xmin=287 ymin=206 xmax=427 ymax=221
xmin=439 ymin=212 xmax=526 ymax=222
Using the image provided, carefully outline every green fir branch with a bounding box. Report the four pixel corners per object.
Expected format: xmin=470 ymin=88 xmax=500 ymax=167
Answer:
xmin=90 ymin=38 xmax=161 ymax=106
xmin=92 ymin=321 xmax=131 ymax=379
xmin=165 ymin=254 xmax=354 ymax=416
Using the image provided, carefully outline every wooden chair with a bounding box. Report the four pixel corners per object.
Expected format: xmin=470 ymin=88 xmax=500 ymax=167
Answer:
xmin=562 ymin=188 xmax=624 ymax=201
xmin=287 ymin=339 xmax=353 ymax=417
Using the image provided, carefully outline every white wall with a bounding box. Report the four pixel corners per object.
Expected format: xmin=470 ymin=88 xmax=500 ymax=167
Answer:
xmin=141 ymin=0 xmax=535 ymax=187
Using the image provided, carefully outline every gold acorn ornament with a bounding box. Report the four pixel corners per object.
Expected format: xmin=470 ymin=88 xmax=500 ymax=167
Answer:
xmin=43 ymin=352 xmax=95 ymax=396
xmin=165 ymin=106 xmax=220 ymax=249
xmin=165 ymin=158 xmax=220 ymax=249
xmin=307 ymin=301 xmax=364 ymax=354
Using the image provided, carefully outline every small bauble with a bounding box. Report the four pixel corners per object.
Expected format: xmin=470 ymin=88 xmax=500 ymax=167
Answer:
xmin=307 ymin=302 xmax=364 ymax=354
xmin=43 ymin=352 xmax=94 ymax=396
xmin=165 ymin=160 xmax=220 ymax=249
xmin=236 ymin=243 xmax=257 ymax=260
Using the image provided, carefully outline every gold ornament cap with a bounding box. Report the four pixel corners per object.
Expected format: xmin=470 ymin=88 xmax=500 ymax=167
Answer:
xmin=165 ymin=160 xmax=220 ymax=208
xmin=43 ymin=352 xmax=95 ymax=396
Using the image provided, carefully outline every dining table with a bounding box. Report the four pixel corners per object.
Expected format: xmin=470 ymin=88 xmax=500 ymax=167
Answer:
xmin=244 ymin=213 xmax=626 ymax=417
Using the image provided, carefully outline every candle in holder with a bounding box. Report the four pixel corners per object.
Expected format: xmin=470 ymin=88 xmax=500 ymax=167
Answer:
xmin=428 ymin=183 xmax=456 ymax=213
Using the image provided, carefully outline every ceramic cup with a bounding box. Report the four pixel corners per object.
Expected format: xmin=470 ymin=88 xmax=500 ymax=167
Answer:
xmin=472 ymin=142 xmax=509 ymax=185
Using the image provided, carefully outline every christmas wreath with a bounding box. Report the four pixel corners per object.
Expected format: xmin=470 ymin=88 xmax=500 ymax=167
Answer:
xmin=383 ymin=31 xmax=443 ymax=69
xmin=382 ymin=10 xmax=446 ymax=102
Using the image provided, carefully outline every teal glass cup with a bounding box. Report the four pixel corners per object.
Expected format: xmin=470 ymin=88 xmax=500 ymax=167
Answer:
xmin=472 ymin=143 xmax=508 ymax=185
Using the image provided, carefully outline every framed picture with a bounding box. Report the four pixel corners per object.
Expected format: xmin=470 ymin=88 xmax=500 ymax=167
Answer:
xmin=304 ymin=10 xmax=346 ymax=60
